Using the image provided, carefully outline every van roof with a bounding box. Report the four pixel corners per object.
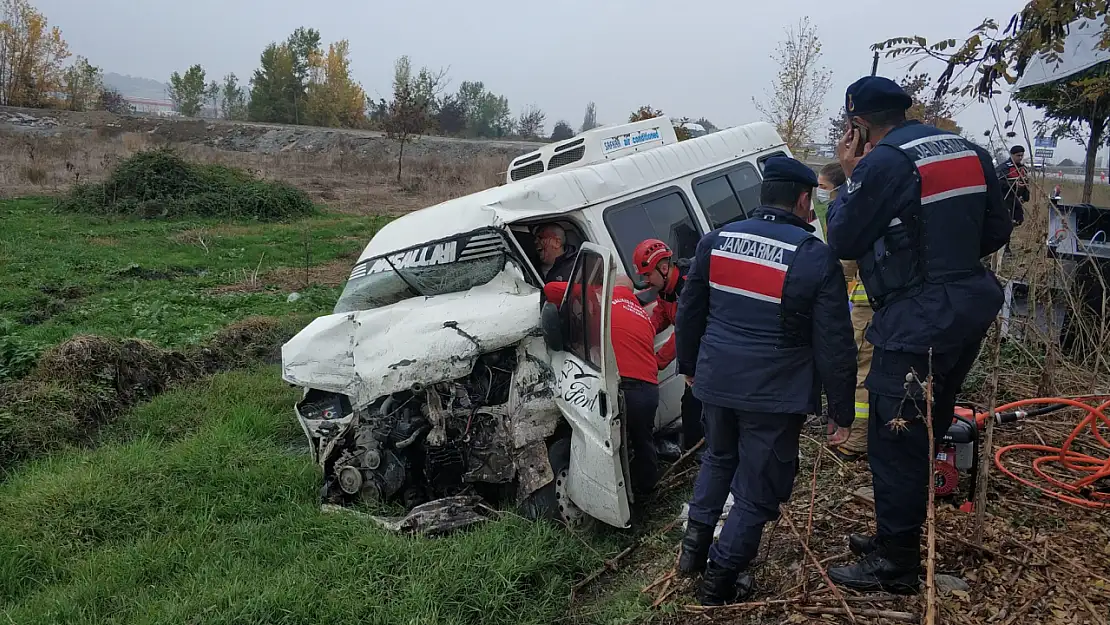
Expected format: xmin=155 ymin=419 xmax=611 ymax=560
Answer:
xmin=359 ymin=121 xmax=786 ymax=262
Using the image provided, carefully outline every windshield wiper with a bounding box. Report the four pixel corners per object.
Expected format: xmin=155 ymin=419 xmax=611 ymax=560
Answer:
xmin=384 ymin=257 xmax=425 ymax=297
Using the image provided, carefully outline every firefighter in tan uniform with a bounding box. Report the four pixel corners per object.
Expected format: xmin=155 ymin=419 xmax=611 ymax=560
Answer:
xmin=818 ymin=163 xmax=870 ymax=461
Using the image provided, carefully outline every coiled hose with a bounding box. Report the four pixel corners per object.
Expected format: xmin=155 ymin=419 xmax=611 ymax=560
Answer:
xmin=978 ymin=396 xmax=1110 ymax=509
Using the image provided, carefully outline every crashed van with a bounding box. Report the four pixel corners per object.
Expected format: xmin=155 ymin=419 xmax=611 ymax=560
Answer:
xmin=281 ymin=118 xmax=823 ymax=530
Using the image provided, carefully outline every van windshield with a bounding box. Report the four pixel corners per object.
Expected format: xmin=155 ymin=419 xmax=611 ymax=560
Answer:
xmin=334 ymin=229 xmax=521 ymax=314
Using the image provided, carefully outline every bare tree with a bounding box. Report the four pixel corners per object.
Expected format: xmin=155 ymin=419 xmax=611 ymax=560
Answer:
xmin=754 ymin=17 xmax=832 ymax=156
xmin=517 ymin=104 xmax=546 ymax=139
xmin=384 ymin=55 xmax=447 ymax=181
xmin=581 ymin=101 xmax=598 ymax=132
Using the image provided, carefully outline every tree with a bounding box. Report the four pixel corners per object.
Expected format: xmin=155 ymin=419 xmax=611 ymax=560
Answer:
xmin=900 ymin=73 xmax=962 ymax=134
xmin=285 ymin=26 xmax=322 ymax=124
xmin=249 ymin=43 xmax=297 ymax=123
xmin=384 ymin=55 xmax=446 ymax=180
xmin=1015 ymin=65 xmax=1110 ymax=202
xmin=517 ymin=104 xmax=546 ymax=138
xmin=694 ymin=117 xmax=719 ymax=132
xmin=305 ymin=39 xmax=366 ymax=127
xmin=754 ymin=16 xmax=832 ymax=156
xmin=168 ymin=64 xmax=206 ymax=117
xmin=629 ymin=105 xmax=665 ymax=122
xmin=551 ymin=120 xmax=574 ymax=141
xmin=0 ymin=0 xmax=71 ymax=107
xmin=98 ymin=88 xmax=133 ymax=115
xmin=436 ymin=93 xmax=466 ymax=135
xmin=826 ymin=108 xmax=846 ymax=147
xmin=205 ymin=80 xmax=220 ymax=118
xmin=61 ymin=56 xmax=101 ymax=111
xmin=221 ymin=73 xmax=247 ymax=121
xmin=874 ymin=4 xmax=1110 ymax=201
xmin=1060 ymin=158 xmax=1078 ymax=167
xmin=581 ymin=101 xmax=598 ymax=132
xmin=455 ymin=80 xmax=512 ymax=138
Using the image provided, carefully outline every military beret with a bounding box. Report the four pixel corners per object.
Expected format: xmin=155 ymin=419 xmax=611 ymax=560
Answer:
xmin=845 ymin=76 xmax=913 ymax=116
xmin=762 ymin=156 xmax=818 ymax=187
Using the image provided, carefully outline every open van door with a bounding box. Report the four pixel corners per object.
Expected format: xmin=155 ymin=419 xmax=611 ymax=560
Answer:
xmin=551 ymin=243 xmax=631 ymax=528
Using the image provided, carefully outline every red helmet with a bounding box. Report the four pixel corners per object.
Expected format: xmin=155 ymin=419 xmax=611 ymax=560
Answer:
xmin=632 ymin=238 xmax=673 ymax=275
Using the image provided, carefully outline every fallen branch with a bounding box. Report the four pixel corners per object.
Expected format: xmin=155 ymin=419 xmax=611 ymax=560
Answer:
xmin=923 ymin=350 xmax=937 ymax=625
xmin=975 ymin=319 xmax=1003 ymax=543
xmin=802 ymin=434 xmax=848 ymax=468
xmin=947 ymin=535 xmax=1047 ymax=568
xmin=801 ymin=445 xmax=823 ymax=599
xmin=796 ymin=606 xmax=918 ymax=622
xmin=778 ymin=505 xmax=858 ymax=624
xmin=642 ymin=571 xmax=675 ymax=593
xmin=657 ymin=438 xmax=704 ymax=485
xmin=570 ymin=543 xmax=637 ymax=600
xmin=682 ymin=594 xmax=904 ymax=613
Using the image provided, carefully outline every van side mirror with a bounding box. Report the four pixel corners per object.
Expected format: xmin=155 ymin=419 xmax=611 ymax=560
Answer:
xmin=540 ymin=302 xmax=564 ymax=352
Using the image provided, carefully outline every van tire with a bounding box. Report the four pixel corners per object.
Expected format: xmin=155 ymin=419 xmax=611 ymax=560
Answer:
xmin=520 ymin=436 xmax=593 ymax=530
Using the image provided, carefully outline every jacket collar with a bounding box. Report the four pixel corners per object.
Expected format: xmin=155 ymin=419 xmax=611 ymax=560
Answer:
xmin=751 ymin=206 xmax=816 ymax=232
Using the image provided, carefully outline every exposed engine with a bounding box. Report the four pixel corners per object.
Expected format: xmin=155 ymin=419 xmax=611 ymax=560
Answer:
xmin=298 ymin=348 xmax=524 ymax=508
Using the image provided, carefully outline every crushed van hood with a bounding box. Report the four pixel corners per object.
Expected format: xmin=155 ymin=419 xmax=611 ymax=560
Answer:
xmin=281 ymin=270 xmax=541 ymax=408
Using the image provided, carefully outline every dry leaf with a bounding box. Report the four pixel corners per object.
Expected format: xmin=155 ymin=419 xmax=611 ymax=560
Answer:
xmin=952 ymin=589 xmax=971 ymax=601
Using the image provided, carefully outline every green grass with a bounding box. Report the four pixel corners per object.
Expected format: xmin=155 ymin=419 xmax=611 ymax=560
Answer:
xmin=0 ymin=198 xmax=387 ymax=379
xmin=0 ymin=368 xmax=611 ymax=625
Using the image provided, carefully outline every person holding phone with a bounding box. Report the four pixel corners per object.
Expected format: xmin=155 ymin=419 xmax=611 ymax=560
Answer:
xmin=824 ymin=76 xmax=1013 ymax=594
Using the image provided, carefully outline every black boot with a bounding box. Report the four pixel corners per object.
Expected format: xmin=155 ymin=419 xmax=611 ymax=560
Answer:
xmin=848 ymin=533 xmax=877 ymax=557
xmin=828 ymin=536 xmax=921 ymax=594
xmin=697 ymin=560 xmax=756 ymax=606
xmin=678 ymin=519 xmax=714 ymax=575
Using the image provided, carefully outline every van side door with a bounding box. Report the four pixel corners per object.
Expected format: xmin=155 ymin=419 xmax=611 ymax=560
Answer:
xmin=551 ymin=243 xmax=631 ymax=528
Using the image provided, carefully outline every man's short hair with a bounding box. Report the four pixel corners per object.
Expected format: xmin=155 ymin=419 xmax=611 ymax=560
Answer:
xmin=537 ymin=224 xmax=565 ymax=244
xmin=857 ymin=108 xmax=907 ymax=129
xmin=820 ymin=162 xmax=846 ymax=188
xmin=760 ymin=181 xmax=812 ymax=209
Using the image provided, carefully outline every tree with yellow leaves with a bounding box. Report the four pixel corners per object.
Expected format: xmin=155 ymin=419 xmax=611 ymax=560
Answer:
xmin=305 ymin=40 xmax=366 ymax=128
xmin=0 ymin=0 xmax=70 ymax=107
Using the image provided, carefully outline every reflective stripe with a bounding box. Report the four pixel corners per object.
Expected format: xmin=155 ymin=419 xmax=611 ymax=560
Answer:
xmin=854 ymin=402 xmax=869 ymax=419
xmin=850 ymin=281 xmax=869 ymax=303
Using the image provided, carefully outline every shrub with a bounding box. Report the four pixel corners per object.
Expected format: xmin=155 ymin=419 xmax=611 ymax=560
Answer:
xmin=59 ymin=148 xmax=315 ymax=220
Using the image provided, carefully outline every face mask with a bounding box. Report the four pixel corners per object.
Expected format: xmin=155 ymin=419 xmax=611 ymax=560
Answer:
xmin=815 ymin=188 xmax=832 ymax=204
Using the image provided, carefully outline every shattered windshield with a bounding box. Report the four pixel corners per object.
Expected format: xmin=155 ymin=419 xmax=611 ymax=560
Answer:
xmin=334 ymin=229 xmax=523 ymax=313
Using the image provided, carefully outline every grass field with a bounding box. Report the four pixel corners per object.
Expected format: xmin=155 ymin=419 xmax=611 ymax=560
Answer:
xmin=0 ymin=367 xmax=616 ymax=625
xmin=0 ymin=196 xmax=650 ymax=625
xmin=0 ymin=198 xmax=388 ymax=379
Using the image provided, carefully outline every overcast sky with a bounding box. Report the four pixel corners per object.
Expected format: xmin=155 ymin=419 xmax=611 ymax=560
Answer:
xmin=37 ymin=0 xmax=1099 ymax=162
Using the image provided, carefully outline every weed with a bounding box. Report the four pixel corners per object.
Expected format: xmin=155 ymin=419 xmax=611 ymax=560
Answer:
xmin=0 ymin=368 xmax=609 ymax=625
xmin=58 ymin=148 xmax=316 ymax=220
xmin=19 ymin=165 xmax=47 ymax=185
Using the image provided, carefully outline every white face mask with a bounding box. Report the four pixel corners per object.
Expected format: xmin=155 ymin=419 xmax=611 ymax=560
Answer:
xmin=815 ymin=188 xmax=832 ymax=203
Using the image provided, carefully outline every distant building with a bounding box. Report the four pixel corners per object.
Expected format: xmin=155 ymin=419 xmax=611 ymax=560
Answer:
xmin=122 ymin=96 xmax=178 ymax=117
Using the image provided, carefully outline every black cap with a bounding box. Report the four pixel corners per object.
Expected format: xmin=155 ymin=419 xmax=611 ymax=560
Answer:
xmin=845 ymin=76 xmax=913 ymax=116
xmin=1011 ymin=145 xmax=1025 ymax=155
xmin=762 ymin=156 xmax=818 ymax=187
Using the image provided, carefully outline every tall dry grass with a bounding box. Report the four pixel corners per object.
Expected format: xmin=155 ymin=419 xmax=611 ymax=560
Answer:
xmin=0 ymin=129 xmax=508 ymax=214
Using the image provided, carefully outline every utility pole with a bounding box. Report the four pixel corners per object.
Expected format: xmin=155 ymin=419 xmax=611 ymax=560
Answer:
xmin=871 ymin=51 xmax=880 ymax=76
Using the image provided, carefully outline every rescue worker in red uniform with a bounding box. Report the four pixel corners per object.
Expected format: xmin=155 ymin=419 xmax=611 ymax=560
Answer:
xmin=675 ymin=156 xmax=857 ymax=605
xmin=631 ymin=238 xmax=704 ymax=453
xmin=543 ymin=275 xmax=662 ymax=498
xmin=825 ymin=76 xmax=1011 ymax=593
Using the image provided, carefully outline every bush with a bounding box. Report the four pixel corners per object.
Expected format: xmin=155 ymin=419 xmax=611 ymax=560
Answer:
xmin=59 ymin=148 xmax=315 ymax=220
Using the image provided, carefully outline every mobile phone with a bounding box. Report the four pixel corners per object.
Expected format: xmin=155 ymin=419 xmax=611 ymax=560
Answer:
xmin=852 ymin=124 xmax=870 ymax=157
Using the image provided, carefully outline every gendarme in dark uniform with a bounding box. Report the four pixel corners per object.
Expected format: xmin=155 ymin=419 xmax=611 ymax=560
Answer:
xmin=674 ymin=156 xmax=857 ymax=606
xmin=825 ymin=76 xmax=1012 ymax=593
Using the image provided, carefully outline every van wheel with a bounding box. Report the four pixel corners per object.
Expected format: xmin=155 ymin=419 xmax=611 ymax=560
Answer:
xmin=521 ymin=437 xmax=593 ymax=530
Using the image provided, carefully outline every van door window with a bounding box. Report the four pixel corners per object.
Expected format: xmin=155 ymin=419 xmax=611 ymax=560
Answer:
xmin=604 ymin=190 xmax=702 ymax=272
xmin=693 ymin=176 xmax=743 ymax=228
xmin=692 ymin=162 xmax=763 ymax=228
xmin=563 ymin=248 xmax=606 ymax=368
xmin=727 ymin=165 xmax=762 ymax=217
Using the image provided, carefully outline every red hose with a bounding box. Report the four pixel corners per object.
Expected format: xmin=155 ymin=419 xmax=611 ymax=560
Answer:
xmin=983 ymin=397 xmax=1110 ymax=509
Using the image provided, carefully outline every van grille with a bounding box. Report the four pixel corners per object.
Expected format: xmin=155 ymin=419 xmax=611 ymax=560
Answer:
xmin=547 ymin=146 xmax=585 ymax=170
xmin=510 ymin=161 xmax=545 ymax=181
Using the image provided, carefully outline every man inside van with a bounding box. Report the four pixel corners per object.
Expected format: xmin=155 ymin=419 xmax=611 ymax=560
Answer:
xmin=535 ymin=224 xmax=578 ymax=282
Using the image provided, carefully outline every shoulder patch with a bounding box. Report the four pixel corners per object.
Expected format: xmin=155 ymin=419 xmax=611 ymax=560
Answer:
xmin=846 ymin=178 xmax=862 ymax=194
